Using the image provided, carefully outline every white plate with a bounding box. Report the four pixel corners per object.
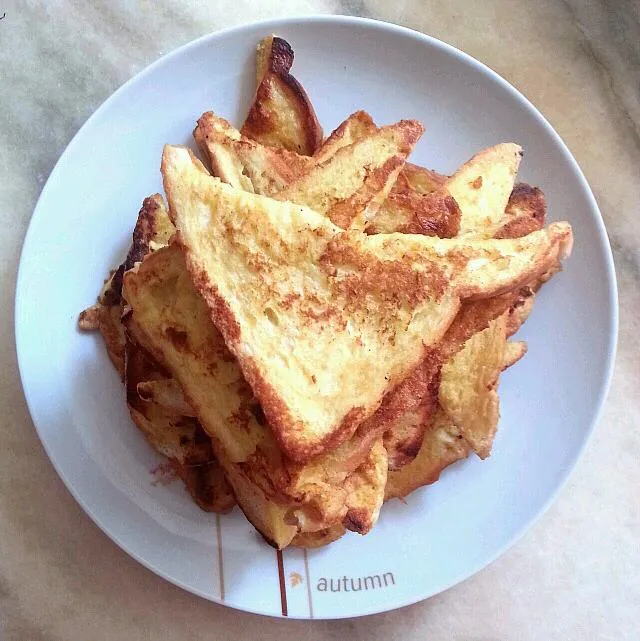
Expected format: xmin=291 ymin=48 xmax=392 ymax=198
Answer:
xmin=15 ymin=16 xmax=617 ymax=619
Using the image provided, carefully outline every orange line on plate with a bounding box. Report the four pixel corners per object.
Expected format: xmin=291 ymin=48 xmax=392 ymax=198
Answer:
xmin=303 ymin=548 xmax=314 ymax=619
xmin=216 ymin=514 xmax=225 ymax=601
xmin=276 ymin=549 xmax=288 ymax=616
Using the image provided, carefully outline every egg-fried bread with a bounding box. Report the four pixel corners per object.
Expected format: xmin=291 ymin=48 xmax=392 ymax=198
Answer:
xmin=382 ymin=286 xmax=534 ymax=470
xmin=439 ymin=311 xmax=510 ymax=458
xmin=445 ymin=143 xmax=523 ymax=238
xmin=162 ymin=145 xmax=572 ymax=462
xmin=123 ymin=245 xmax=395 ymax=545
xmin=385 ymin=322 xmax=528 ymax=501
xmin=77 ymin=194 xmax=173 ymax=376
xmin=241 ymin=35 xmax=323 ymax=155
xmin=273 ymin=119 xmax=424 ymax=230
xmin=125 ymin=336 xmax=235 ymax=513
xmin=314 ymin=111 xmax=447 ymax=195
xmin=195 ymin=112 xmax=314 ymax=195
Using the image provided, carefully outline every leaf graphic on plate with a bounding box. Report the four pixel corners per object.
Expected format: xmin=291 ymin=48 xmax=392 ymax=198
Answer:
xmin=289 ymin=571 xmax=303 ymax=588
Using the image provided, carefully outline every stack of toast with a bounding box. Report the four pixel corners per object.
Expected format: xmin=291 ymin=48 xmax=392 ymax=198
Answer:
xmin=79 ymin=35 xmax=572 ymax=549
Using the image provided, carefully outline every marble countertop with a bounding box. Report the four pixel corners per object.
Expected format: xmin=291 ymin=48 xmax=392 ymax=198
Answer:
xmin=1 ymin=1 xmax=638 ymax=639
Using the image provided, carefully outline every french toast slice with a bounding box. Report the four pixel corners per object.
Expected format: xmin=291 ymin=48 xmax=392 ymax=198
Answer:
xmin=125 ymin=336 xmax=235 ymax=513
xmin=79 ymin=194 xmax=235 ymax=513
xmin=195 ymin=112 xmax=314 ymax=195
xmin=123 ymin=245 xmax=395 ymax=546
xmin=438 ymin=311 xmax=510 ymax=459
xmin=313 ymin=110 xmax=377 ymax=163
xmin=314 ymin=111 xmax=447 ymax=194
xmin=77 ymin=194 xmax=173 ymax=376
xmin=445 ymin=143 xmax=523 ymax=238
xmin=385 ymin=317 xmax=529 ymax=501
xmin=241 ymin=35 xmax=323 ymax=155
xmin=274 ymin=120 xmax=424 ymax=229
xmin=382 ymin=287 xmax=534 ymax=470
xmin=162 ymin=145 xmax=572 ymax=462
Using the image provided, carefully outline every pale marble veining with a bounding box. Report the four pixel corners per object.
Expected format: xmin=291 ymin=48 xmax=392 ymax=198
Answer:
xmin=1 ymin=1 xmax=638 ymax=639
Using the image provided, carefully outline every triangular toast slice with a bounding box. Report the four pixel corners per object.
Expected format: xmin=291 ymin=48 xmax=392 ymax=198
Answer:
xmin=272 ymin=119 xmax=424 ymax=230
xmin=162 ymin=145 xmax=572 ymax=462
xmin=123 ymin=245 xmax=397 ymax=545
xmin=385 ymin=319 xmax=529 ymax=501
xmin=197 ymin=112 xmax=426 ymax=231
xmin=314 ymin=111 xmax=447 ymax=194
xmin=445 ymin=143 xmax=523 ymax=238
xmin=241 ymin=35 xmax=323 ymax=155
xmin=195 ymin=112 xmax=314 ymax=195
xmin=438 ymin=311 xmax=509 ymax=458
xmin=313 ymin=110 xmax=377 ymax=163
xmin=381 ymin=286 xmax=534 ymax=469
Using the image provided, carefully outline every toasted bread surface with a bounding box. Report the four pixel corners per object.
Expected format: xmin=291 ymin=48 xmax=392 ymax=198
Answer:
xmin=195 ymin=112 xmax=314 ymax=194
xmin=439 ymin=312 xmax=509 ymax=458
xmin=445 ymin=143 xmax=523 ymax=238
xmin=123 ymin=244 xmax=414 ymax=544
xmin=275 ymin=120 xmax=424 ymax=229
xmin=162 ymin=146 xmax=571 ymax=461
xmin=241 ymin=36 xmax=323 ymax=155
xmin=385 ymin=409 xmax=470 ymax=500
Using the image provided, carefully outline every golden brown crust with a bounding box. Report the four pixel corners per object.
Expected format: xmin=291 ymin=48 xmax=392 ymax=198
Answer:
xmin=194 ymin=112 xmax=313 ymax=195
xmin=400 ymin=162 xmax=448 ymax=194
xmin=382 ymin=358 xmax=441 ymax=470
xmin=385 ymin=409 xmax=470 ymax=500
xmin=78 ymin=303 xmax=126 ymax=377
xmin=241 ymin=36 xmax=323 ymax=155
xmin=314 ymin=110 xmax=378 ymax=163
xmin=367 ymin=190 xmax=461 ymax=238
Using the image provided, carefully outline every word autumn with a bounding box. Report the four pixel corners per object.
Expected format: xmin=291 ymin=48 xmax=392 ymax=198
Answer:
xmin=316 ymin=572 xmax=396 ymax=593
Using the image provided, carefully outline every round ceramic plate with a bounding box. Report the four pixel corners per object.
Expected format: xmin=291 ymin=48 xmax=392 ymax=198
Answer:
xmin=15 ymin=16 xmax=617 ymax=619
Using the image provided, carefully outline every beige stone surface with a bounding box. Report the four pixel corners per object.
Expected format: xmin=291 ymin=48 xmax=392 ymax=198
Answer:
xmin=1 ymin=0 xmax=637 ymax=638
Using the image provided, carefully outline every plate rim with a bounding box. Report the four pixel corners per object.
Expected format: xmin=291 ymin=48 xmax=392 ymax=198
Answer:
xmin=14 ymin=14 xmax=619 ymax=619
